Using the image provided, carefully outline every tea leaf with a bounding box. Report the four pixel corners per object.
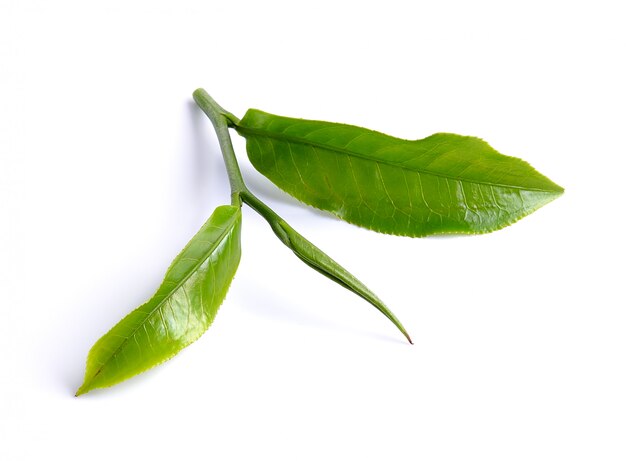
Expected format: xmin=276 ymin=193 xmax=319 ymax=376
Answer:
xmin=275 ymin=218 xmax=412 ymax=344
xmin=76 ymin=205 xmax=242 ymax=395
xmin=236 ymin=110 xmax=563 ymax=236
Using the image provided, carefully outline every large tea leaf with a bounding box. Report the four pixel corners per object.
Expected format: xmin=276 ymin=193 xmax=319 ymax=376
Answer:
xmin=76 ymin=205 xmax=242 ymax=395
xmin=235 ymin=110 xmax=563 ymax=236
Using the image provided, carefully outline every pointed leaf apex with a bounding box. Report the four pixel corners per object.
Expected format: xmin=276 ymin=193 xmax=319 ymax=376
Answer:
xmin=75 ymin=384 xmax=88 ymax=397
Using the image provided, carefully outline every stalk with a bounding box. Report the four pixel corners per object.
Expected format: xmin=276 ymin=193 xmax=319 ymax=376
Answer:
xmin=192 ymin=89 xmax=290 ymax=242
xmin=192 ymin=89 xmax=245 ymax=205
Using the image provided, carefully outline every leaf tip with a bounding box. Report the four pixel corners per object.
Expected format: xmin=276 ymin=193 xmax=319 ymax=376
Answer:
xmin=548 ymin=180 xmax=564 ymax=195
xmin=75 ymin=377 xmax=95 ymax=397
xmin=394 ymin=321 xmax=413 ymax=345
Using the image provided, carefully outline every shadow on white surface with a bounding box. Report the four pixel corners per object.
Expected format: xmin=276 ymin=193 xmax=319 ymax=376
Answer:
xmin=236 ymin=277 xmax=406 ymax=346
xmin=184 ymin=100 xmax=231 ymax=216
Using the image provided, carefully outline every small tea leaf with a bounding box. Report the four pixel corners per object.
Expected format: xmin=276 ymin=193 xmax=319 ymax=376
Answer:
xmin=236 ymin=110 xmax=563 ymax=236
xmin=76 ymin=205 xmax=242 ymax=395
xmin=270 ymin=216 xmax=411 ymax=343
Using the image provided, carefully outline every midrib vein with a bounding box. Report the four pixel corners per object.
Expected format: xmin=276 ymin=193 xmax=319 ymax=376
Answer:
xmin=235 ymin=126 xmax=558 ymax=193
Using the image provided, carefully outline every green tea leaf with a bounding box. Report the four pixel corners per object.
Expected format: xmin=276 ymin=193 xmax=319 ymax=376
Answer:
xmin=76 ymin=205 xmax=242 ymax=395
xmin=236 ymin=110 xmax=563 ymax=236
xmin=265 ymin=212 xmax=411 ymax=343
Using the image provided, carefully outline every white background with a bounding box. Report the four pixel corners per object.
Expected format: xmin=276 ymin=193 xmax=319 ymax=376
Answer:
xmin=1 ymin=1 xmax=624 ymax=459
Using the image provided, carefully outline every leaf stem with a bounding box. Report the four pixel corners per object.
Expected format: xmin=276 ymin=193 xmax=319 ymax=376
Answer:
xmin=193 ymin=89 xmax=291 ymax=242
xmin=193 ymin=88 xmax=245 ymax=205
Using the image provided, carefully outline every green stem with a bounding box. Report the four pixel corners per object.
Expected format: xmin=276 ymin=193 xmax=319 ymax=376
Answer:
xmin=193 ymin=89 xmax=291 ymax=243
xmin=193 ymin=88 xmax=245 ymax=205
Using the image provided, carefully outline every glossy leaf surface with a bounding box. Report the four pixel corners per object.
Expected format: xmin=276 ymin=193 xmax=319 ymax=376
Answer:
xmin=268 ymin=215 xmax=411 ymax=343
xmin=236 ymin=110 xmax=563 ymax=236
xmin=77 ymin=205 xmax=242 ymax=395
